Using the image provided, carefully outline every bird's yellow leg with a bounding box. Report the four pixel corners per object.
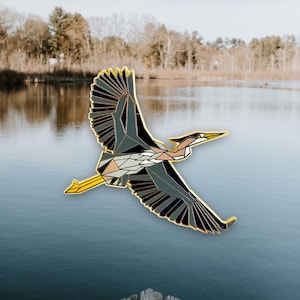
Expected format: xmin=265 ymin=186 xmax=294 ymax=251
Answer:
xmin=64 ymin=174 xmax=105 ymax=194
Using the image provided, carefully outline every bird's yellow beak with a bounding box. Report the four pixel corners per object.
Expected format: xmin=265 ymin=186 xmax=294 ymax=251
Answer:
xmin=204 ymin=131 xmax=228 ymax=140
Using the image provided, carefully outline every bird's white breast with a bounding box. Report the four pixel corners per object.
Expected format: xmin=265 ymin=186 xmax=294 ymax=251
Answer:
xmin=99 ymin=150 xmax=163 ymax=178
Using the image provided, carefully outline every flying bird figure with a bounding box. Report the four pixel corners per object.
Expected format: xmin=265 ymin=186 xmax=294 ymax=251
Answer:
xmin=65 ymin=67 xmax=237 ymax=234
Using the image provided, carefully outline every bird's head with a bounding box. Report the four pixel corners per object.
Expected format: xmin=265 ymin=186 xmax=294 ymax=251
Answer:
xmin=169 ymin=131 xmax=228 ymax=150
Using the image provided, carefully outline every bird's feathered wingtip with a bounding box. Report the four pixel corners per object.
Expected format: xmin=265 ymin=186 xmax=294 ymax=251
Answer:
xmin=96 ymin=66 xmax=135 ymax=79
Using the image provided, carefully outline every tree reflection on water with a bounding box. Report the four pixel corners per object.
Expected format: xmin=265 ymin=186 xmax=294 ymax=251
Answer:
xmin=0 ymin=81 xmax=201 ymax=135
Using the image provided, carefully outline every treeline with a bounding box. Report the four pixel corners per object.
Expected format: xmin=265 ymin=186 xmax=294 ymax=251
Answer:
xmin=1 ymin=7 xmax=300 ymax=79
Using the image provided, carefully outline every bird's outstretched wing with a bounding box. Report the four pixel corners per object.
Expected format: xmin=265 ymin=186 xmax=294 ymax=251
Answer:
xmin=128 ymin=161 xmax=236 ymax=234
xmin=89 ymin=67 xmax=159 ymax=154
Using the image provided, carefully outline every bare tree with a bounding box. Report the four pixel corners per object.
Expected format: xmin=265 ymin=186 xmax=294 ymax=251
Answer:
xmin=1 ymin=7 xmax=300 ymax=78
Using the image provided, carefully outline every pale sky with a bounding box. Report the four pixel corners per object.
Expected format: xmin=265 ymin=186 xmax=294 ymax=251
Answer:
xmin=1 ymin=0 xmax=299 ymax=42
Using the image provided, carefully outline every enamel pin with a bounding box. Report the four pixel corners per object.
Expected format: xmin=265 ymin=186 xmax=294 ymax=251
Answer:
xmin=65 ymin=67 xmax=237 ymax=234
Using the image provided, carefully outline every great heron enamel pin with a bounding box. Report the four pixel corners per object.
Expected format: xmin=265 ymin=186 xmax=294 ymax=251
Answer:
xmin=65 ymin=67 xmax=237 ymax=234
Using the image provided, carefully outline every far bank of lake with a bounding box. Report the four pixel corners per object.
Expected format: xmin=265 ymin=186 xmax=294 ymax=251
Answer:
xmin=1 ymin=68 xmax=300 ymax=90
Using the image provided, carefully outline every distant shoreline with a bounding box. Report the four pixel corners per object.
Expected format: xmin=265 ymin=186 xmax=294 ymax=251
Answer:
xmin=0 ymin=69 xmax=299 ymax=89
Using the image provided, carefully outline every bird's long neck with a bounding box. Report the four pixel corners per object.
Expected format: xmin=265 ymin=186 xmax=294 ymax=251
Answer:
xmin=150 ymin=138 xmax=194 ymax=161
xmin=168 ymin=138 xmax=194 ymax=160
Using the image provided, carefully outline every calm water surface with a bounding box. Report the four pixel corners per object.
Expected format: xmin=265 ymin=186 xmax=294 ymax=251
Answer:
xmin=1 ymin=80 xmax=300 ymax=299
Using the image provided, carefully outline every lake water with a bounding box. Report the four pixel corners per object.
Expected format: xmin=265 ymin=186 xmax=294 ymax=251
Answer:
xmin=1 ymin=79 xmax=300 ymax=300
